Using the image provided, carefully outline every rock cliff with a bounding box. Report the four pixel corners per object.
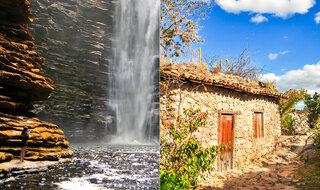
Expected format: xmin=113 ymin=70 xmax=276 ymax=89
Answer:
xmin=28 ymin=0 xmax=116 ymax=142
xmin=0 ymin=0 xmax=72 ymax=162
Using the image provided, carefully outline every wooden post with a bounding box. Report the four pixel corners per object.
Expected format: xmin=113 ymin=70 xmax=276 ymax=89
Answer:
xmin=199 ymin=47 xmax=202 ymax=66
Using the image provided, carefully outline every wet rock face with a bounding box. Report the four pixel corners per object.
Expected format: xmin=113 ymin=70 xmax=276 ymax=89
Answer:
xmin=0 ymin=0 xmax=72 ymax=162
xmin=0 ymin=1 xmax=54 ymax=115
xmin=28 ymin=0 xmax=117 ymax=142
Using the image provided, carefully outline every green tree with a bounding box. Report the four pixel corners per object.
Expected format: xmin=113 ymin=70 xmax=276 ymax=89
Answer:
xmin=160 ymin=0 xmax=213 ymax=57
xmin=305 ymin=92 xmax=320 ymax=128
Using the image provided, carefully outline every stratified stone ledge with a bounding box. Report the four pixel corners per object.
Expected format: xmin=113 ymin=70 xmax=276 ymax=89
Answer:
xmin=0 ymin=113 xmax=73 ymax=161
xmin=0 ymin=158 xmax=71 ymax=179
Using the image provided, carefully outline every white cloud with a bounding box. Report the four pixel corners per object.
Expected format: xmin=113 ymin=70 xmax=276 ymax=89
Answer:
xmin=280 ymin=50 xmax=289 ymax=55
xmin=261 ymin=61 xmax=320 ymax=94
xmin=268 ymin=50 xmax=289 ymax=60
xmin=260 ymin=73 xmax=279 ymax=81
xmin=215 ymin=0 xmax=315 ymax=18
xmin=315 ymin=12 xmax=320 ymax=24
xmin=250 ymin=14 xmax=268 ymax=23
xmin=269 ymin=53 xmax=279 ymax=60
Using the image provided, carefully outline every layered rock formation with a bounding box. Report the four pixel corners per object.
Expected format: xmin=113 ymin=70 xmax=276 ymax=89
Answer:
xmin=0 ymin=0 xmax=72 ymax=162
xmin=28 ymin=0 xmax=117 ymax=142
xmin=26 ymin=0 xmax=160 ymax=142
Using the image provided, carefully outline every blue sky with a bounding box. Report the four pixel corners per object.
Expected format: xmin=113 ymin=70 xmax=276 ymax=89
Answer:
xmin=195 ymin=0 xmax=320 ymax=94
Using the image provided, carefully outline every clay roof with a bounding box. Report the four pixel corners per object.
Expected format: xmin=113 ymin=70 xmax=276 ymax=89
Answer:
xmin=161 ymin=64 xmax=287 ymax=99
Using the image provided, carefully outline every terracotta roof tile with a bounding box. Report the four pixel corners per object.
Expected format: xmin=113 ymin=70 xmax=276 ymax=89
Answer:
xmin=161 ymin=66 xmax=287 ymax=99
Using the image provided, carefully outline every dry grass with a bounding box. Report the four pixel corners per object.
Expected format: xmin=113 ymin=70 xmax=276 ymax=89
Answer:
xmin=296 ymin=149 xmax=320 ymax=189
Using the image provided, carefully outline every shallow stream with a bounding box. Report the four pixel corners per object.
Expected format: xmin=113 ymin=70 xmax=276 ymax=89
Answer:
xmin=0 ymin=144 xmax=159 ymax=189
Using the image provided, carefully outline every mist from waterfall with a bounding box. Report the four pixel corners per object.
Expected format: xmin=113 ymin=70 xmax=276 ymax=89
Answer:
xmin=108 ymin=0 xmax=160 ymax=144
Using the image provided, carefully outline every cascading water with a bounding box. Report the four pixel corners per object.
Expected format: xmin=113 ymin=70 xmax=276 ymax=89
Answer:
xmin=109 ymin=0 xmax=160 ymax=143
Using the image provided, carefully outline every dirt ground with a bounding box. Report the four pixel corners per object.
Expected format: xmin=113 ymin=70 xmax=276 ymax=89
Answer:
xmin=198 ymin=134 xmax=317 ymax=190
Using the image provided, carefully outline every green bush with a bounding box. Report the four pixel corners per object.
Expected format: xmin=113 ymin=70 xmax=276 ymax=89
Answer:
xmin=160 ymin=109 xmax=219 ymax=190
xmin=313 ymin=128 xmax=320 ymax=152
xmin=281 ymin=114 xmax=296 ymax=135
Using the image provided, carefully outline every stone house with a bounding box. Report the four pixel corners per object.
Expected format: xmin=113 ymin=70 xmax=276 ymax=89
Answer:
xmin=160 ymin=65 xmax=285 ymax=171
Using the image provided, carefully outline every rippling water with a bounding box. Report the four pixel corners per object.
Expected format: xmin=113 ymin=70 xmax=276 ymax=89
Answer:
xmin=0 ymin=144 xmax=159 ymax=189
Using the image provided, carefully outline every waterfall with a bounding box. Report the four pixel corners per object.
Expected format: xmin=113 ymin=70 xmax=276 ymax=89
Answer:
xmin=109 ymin=0 xmax=159 ymax=144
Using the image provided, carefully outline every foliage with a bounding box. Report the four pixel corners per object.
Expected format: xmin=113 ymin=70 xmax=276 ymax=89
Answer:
xmin=160 ymin=0 xmax=213 ymax=57
xmin=313 ymin=128 xmax=320 ymax=152
xmin=280 ymin=89 xmax=308 ymax=134
xmin=280 ymin=89 xmax=308 ymax=116
xmin=305 ymin=92 xmax=320 ymax=128
xmin=160 ymin=108 xmax=219 ymax=189
xmin=281 ymin=114 xmax=295 ymax=135
xmin=296 ymin=127 xmax=320 ymax=189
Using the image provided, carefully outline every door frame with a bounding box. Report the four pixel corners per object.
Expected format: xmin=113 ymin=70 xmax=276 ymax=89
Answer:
xmin=218 ymin=112 xmax=236 ymax=171
xmin=253 ymin=111 xmax=264 ymax=140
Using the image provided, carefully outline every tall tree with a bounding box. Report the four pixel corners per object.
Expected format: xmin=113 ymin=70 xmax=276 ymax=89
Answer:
xmin=280 ymin=89 xmax=308 ymax=116
xmin=305 ymin=92 xmax=320 ymax=128
xmin=160 ymin=0 xmax=212 ymax=57
xmin=280 ymin=89 xmax=308 ymax=134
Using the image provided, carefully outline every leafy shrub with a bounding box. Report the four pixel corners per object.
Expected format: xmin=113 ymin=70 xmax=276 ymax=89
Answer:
xmin=313 ymin=128 xmax=320 ymax=153
xmin=160 ymin=108 xmax=219 ymax=190
xmin=281 ymin=114 xmax=296 ymax=135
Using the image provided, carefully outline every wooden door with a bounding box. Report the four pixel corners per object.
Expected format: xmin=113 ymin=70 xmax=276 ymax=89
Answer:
xmin=218 ymin=114 xmax=234 ymax=172
xmin=253 ymin=112 xmax=263 ymax=138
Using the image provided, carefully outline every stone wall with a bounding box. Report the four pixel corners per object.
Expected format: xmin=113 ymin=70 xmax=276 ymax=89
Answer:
xmin=161 ymin=81 xmax=281 ymax=169
xmin=290 ymin=110 xmax=310 ymax=133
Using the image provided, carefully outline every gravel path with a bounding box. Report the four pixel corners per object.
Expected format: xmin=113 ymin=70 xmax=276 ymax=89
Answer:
xmin=199 ymin=134 xmax=312 ymax=190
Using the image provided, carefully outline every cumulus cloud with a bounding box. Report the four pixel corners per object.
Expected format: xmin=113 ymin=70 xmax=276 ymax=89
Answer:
xmin=250 ymin=14 xmax=268 ymax=23
xmin=315 ymin=12 xmax=320 ymax=24
xmin=268 ymin=50 xmax=289 ymax=60
xmin=260 ymin=61 xmax=320 ymax=94
xmin=260 ymin=73 xmax=279 ymax=81
xmin=215 ymin=0 xmax=315 ymax=18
